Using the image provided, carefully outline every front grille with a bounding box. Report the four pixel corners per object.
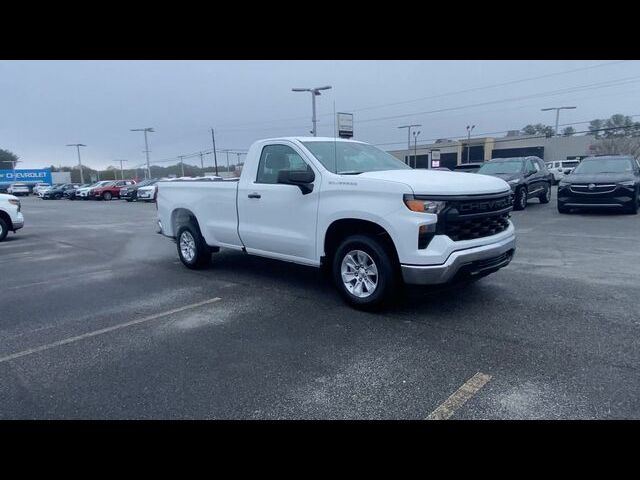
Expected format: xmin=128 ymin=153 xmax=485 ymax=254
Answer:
xmin=569 ymin=184 xmax=617 ymax=194
xmin=437 ymin=192 xmax=513 ymax=242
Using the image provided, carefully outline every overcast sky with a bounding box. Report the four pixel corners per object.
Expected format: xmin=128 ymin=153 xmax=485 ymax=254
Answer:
xmin=2 ymin=60 xmax=640 ymax=170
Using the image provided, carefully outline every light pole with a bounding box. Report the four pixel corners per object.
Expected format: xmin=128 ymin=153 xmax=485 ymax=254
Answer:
xmin=541 ymin=106 xmax=576 ymax=136
xmin=66 ymin=143 xmax=86 ymax=183
xmin=130 ymin=127 xmax=154 ymax=179
xmin=465 ymin=125 xmax=475 ymax=164
xmin=398 ymin=124 xmax=422 ymax=165
xmin=412 ymin=130 xmax=420 ymax=168
xmin=115 ymin=159 xmax=128 ymax=180
xmin=210 ymin=128 xmax=219 ymax=176
xmin=292 ymin=85 xmax=332 ymax=136
xmin=178 ymin=156 xmax=185 ymax=177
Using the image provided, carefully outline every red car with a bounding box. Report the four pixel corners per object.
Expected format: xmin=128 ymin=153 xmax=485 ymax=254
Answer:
xmin=90 ymin=180 xmax=137 ymax=200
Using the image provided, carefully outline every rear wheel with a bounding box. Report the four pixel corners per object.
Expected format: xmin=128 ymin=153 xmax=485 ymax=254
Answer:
xmin=539 ymin=183 xmax=551 ymax=203
xmin=513 ymin=187 xmax=527 ymax=211
xmin=176 ymin=224 xmax=211 ymax=269
xmin=0 ymin=217 xmax=8 ymax=242
xmin=332 ymin=234 xmax=397 ymax=310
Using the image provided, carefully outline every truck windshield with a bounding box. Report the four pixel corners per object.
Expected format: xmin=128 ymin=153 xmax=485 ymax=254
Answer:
xmin=477 ymin=161 xmax=523 ymax=174
xmin=302 ymin=141 xmax=411 ymax=174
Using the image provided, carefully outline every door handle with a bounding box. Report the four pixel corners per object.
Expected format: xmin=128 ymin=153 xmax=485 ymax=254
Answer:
xmin=248 ymin=192 xmax=261 ymax=199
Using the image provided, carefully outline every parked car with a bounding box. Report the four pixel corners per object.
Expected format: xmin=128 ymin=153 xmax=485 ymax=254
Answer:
xmin=32 ymin=182 xmax=51 ymax=195
xmin=7 ymin=183 xmax=30 ymax=196
xmin=42 ymin=183 xmax=80 ymax=199
xmin=157 ymin=137 xmax=516 ymax=309
xmin=37 ymin=183 xmax=64 ymax=197
xmin=89 ymin=180 xmax=136 ymax=200
xmin=0 ymin=193 xmax=24 ymax=242
xmin=75 ymin=181 xmax=111 ymax=200
xmin=557 ymin=155 xmax=640 ymax=214
xmin=136 ymin=184 xmax=158 ymax=202
xmin=546 ymin=159 xmax=581 ymax=184
xmin=477 ymin=156 xmax=553 ymax=211
xmin=453 ymin=163 xmax=484 ymax=173
xmin=120 ymin=178 xmax=158 ymax=202
xmin=64 ymin=183 xmax=92 ymax=200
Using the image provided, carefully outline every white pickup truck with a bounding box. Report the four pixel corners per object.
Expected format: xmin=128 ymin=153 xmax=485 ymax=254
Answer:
xmin=157 ymin=137 xmax=516 ymax=309
xmin=0 ymin=193 xmax=24 ymax=242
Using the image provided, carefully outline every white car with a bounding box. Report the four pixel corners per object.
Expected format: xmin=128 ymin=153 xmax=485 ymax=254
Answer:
xmin=546 ymin=160 xmax=581 ymax=184
xmin=157 ymin=137 xmax=516 ymax=309
xmin=0 ymin=193 xmax=24 ymax=242
xmin=7 ymin=183 xmax=30 ymax=196
xmin=136 ymin=184 xmax=158 ymax=202
xmin=32 ymin=182 xmax=51 ymax=195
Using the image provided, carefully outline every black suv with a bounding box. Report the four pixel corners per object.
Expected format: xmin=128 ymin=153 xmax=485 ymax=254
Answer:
xmin=557 ymin=155 xmax=640 ymax=214
xmin=476 ymin=156 xmax=553 ymax=210
xmin=42 ymin=183 xmax=80 ymax=200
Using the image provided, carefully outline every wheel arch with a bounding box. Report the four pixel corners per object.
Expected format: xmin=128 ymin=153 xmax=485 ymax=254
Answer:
xmin=0 ymin=210 xmax=13 ymax=230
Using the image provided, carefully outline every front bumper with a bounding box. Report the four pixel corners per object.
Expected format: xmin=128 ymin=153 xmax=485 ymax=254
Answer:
xmin=401 ymin=233 xmax=516 ymax=285
xmin=13 ymin=213 xmax=24 ymax=231
xmin=558 ymin=185 xmax=636 ymax=208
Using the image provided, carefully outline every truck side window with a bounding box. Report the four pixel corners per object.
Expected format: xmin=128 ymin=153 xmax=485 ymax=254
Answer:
xmin=256 ymin=144 xmax=311 ymax=184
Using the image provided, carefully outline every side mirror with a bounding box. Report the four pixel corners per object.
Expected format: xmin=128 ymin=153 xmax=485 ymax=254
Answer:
xmin=525 ymin=169 xmax=536 ymax=177
xmin=277 ymin=169 xmax=315 ymax=194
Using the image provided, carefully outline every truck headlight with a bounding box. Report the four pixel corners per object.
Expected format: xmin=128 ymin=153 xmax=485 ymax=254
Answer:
xmin=508 ymin=179 xmax=520 ymax=184
xmin=404 ymin=195 xmax=447 ymax=214
xmin=558 ymin=180 xmax=570 ymax=187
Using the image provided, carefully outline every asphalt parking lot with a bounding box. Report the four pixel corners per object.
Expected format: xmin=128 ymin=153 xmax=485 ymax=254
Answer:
xmin=1 ymin=190 xmax=640 ymax=419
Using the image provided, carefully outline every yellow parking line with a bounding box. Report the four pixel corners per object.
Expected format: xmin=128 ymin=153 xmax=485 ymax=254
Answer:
xmin=0 ymin=297 xmax=222 ymax=364
xmin=426 ymin=372 xmax=492 ymax=420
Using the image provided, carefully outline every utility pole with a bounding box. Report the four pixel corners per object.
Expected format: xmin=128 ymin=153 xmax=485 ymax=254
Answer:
xmin=236 ymin=152 xmax=241 ymax=168
xmin=541 ymin=106 xmax=577 ymax=136
xmin=225 ymin=150 xmax=230 ymax=173
xmin=66 ymin=143 xmax=86 ymax=183
xmin=199 ymin=152 xmax=204 ymax=171
xmin=179 ymin=156 xmax=185 ymax=177
xmin=116 ymin=159 xmax=128 ymax=180
xmin=130 ymin=127 xmax=154 ymax=179
xmin=292 ymin=85 xmax=332 ymax=136
xmin=211 ymin=128 xmax=219 ymax=175
xmin=412 ymin=130 xmax=421 ymax=168
xmin=465 ymin=125 xmax=476 ymax=163
xmin=398 ymin=125 xmax=422 ymax=165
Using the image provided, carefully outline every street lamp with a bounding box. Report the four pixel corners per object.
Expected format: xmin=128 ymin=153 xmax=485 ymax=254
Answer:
xmin=292 ymin=86 xmax=332 ymax=136
xmin=66 ymin=143 xmax=86 ymax=183
xmin=130 ymin=127 xmax=154 ymax=179
xmin=412 ymin=130 xmax=421 ymax=168
xmin=541 ymin=107 xmax=576 ymax=136
xmin=115 ymin=159 xmax=128 ymax=180
xmin=399 ymin=124 xmax=422 ymax=165
xmin=465 ymin=125 xmax=475 ymax=164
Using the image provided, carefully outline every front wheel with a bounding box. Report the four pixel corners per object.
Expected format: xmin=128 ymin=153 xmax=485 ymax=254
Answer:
xmin=513 ymin=187 xmax=528 ymax=211
xmin=176 ymin=224 xmax=211 ymax=269
xmin=332 ymin=234 xmax=397 ymax=310
xmin=539 ymin=183 xmax=551 ymax=203
xmin=103 ymin=192 xmax=112 ymax=201
xmin=558 ymin=203 xmax=570 ymax=214
xmin=0 ymin=217 xmax=8 ymax=242
xmin=626 ymin=190 xmax=639 ymax=214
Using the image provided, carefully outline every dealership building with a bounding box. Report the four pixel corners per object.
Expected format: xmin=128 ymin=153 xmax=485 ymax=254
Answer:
xmin=388 ymin=133 xmax=598 ymax=169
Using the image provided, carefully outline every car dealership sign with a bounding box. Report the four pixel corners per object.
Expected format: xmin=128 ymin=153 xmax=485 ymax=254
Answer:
xmin=337 ymin=112 xmax=353 ymax=138
xmin=0 ymin=169 xmax=52 ymax=185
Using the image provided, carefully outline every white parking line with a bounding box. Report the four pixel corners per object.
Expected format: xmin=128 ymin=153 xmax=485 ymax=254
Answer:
xmin=426 ymin=372 xmax=492 ymax=420
xmin=0 ymin=297 xmax=222 ymax=364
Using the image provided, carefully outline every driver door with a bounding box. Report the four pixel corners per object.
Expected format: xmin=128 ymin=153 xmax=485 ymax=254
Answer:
xmin=237 ymin=143 xmax=320 ymax=264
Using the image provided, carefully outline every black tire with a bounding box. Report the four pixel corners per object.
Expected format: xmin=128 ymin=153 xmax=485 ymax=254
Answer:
xmin=332 ymin=234 xmax=398 ymax=310
xmin=539 ymin=183 xmax=551 ymax=203
xmin=513 ymin=186 xmax=527 ymax=211
xmin=557 ymin=203 xmax=570 ymax=214
xmin=176 ymin=224 xmax=211 ymax=269
xmin=0 ymin=217 xmax=8 ymax=242
xmin=55 ymin=193 xmax=62 ymax=200
xmin=103 ymin=191 xmax=112 ymax=201
xmin=126 ymin=198 xmax=133 ymax=202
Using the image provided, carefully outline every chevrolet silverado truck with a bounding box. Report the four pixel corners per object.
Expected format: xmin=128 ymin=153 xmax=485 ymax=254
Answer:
xmin=0 ymin=193 xmax=24 ymax=242
xmin=157 ymin=137 xmax=516 ymax=309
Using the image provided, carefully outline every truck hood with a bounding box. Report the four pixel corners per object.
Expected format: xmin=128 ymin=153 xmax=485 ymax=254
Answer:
xmin=359 ymin=169 xmax=510 ymax=195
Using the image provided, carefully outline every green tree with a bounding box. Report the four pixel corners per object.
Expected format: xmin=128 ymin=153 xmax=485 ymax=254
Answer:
xmin=0 ymin=148 xmax=19 ymax=169
xmin=562 ymin=126 xmax=575 ymax=136
xmin=522 ymin=124 xmax=554 ymax=137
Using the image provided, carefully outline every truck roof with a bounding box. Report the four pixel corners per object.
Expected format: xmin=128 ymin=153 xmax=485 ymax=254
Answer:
xmin=257 ymin=136 xmax=364 ymax=144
